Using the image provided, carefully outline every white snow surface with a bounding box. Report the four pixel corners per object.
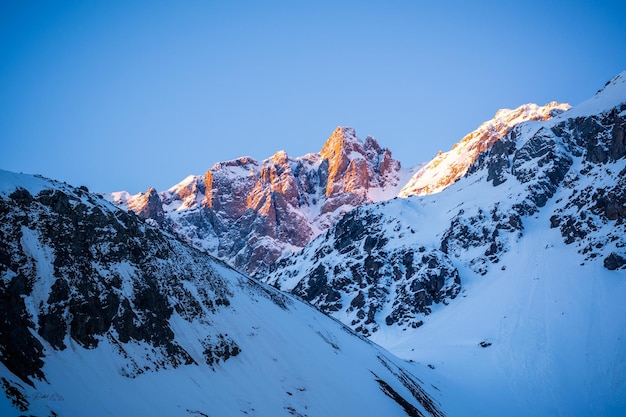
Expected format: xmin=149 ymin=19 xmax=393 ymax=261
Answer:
xmin=371 ymin=204 xmax=626 ymax=416
xmin=1 ymin=290 xmax=441 ymax=417
xmin=564 ymin=70 xmax=626 ymax=118
xmin=273 ymin=167 xmax=626 ymax=415
xmin=0 ymin=170 xmax=65 ymax=197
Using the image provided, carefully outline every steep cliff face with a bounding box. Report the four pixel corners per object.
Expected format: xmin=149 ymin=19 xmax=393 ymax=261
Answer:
xmin=110 ymin=127 xmax=406 ymax=276
xmin=126 ymin=186 xmax=164 ymax=226
xmin=399 ymin=102 xmax=571 ymax=197
xmin=0 ymin=170 xmax=444 ymax=417
xmin=319 ymin=127 xmax=399 ymax=214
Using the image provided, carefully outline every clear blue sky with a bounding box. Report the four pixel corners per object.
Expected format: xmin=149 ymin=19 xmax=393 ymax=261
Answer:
xmin=1 ymin=1 xmax=625 ymax=193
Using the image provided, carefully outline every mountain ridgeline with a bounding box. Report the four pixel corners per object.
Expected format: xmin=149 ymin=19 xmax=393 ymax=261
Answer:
xmin=110 ymin=127 xmax=404 ymax=277
xmin=112 ymin=103 xmax=573 ymax=278
xmin=263 ymin=72 xmax=626 ymax=415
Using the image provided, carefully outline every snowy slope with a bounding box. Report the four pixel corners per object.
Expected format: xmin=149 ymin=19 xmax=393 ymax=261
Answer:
xmin=386 ymin=213 xmax=626 ymax=416
xmin=0 ymin=170 xmax=444 ymax=417
xmin=266 ymin=71 xmax=626 ymax=415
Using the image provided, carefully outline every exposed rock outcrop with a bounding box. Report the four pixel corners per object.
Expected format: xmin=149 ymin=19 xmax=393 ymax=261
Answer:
xmin=111 ymin=127 xmax=405 ymax=276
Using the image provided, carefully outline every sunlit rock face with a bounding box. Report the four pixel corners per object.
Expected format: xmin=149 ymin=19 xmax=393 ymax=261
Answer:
xmin=126 ymin=187 xmax=165 ymax=226
xmin=110 ymin=127 xmax=404 ymax=276
xmin=108 ymin=104 xmax=570 ymax=277
xmin=399 ymin=102 xmax=571 ymax=197
xmin=319 ymin=127 xmax=400 ymax=215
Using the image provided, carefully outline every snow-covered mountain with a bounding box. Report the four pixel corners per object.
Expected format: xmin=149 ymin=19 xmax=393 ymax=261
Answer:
xmin=0 ymin=170 xmax=444 ymax=417
xmin=264 ymin=72 xmax=626 ymax=415
xmin=110 ymin=127 xmax=408 ymax=276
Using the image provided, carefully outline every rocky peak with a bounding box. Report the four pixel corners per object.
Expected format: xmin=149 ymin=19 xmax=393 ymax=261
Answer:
xmin=269 ymin=149 xmax=289 ymax=165
xmin=248 ymin=150 xmax=302 ymax=213
xmin=364 ymin=135 xmax=398 ymax=182
xmin=111 ymin=126 xmax=403 ymax=276
xmin=127 ymin=186 xmax=165 ymax=226
xmin=164 ymin=175 xmax=206 ymax=210
xmin=319 ymin=126 xmax=367 ymax=196
xmin=319 ymin=126 xmax=362 ymax=160
xmin=317 ymin=126 xmax=402 ymax=215
xmin=364 ymin=135 xmax=382 ymax=153
xmin=211 ymin=156 xmax=260 ymax=171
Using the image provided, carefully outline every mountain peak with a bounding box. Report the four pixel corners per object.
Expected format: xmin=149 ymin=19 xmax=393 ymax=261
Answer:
xmin=364 ymin=135 xmax=383 ymax=153
xmin=399 ymin=101 xmax=571 ymax=197
xmin=492 ymin=101 xmax=570 ymax=125
xmin=597 ymin=70 xmax=626 ymax=95
xmin=127 ymin=186 xmax=165 ymax=225
xmin=319 ymin=126 xmax=362 ymax=162
xmin=268 ymin=149 xmax=289 ymax=166
xmin=210 ymin=156 xmax=260 ymax=172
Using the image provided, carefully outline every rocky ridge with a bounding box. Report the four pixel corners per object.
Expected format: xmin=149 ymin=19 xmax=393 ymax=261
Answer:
xmin=110 ymin=127 xmax=406 ymax=276
xmin=399 ymin=102 xmax=571 ymax=197
xmin=112 ymin=106 xmax=571 ymax=279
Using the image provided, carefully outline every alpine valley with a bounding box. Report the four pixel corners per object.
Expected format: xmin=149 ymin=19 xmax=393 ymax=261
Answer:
xmin=1 ymin=71 xmax=625 ymax=416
